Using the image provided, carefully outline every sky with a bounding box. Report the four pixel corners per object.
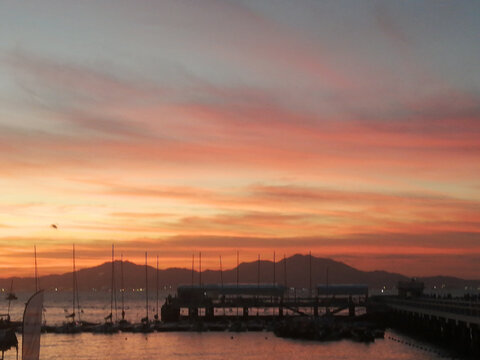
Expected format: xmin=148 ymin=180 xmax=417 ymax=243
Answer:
xmin=0 ymin=0 xmax=479 ymax=279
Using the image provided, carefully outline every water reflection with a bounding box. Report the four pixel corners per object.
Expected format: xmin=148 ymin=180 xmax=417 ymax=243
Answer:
xmin=4 ymin=330 xmax=454 ymax=360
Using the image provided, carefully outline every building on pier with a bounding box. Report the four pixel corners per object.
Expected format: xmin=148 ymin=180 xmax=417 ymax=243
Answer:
xmin=162 ymin=283 xmax=286 ymax=322
xmin=177 ymin=283 xmax=286 ymax=300
xmin=161 ymin=283 xmax=370 ymax=322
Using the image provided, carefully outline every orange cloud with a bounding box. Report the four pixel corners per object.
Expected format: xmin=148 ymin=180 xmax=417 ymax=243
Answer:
xmin=1 ymin=19 xmax=479 ymax=280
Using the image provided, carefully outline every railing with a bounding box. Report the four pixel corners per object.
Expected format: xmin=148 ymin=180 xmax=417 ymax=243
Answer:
xmin=174 ymin=296 xmax=367 ymax=308
xmin=379 ymin=296 xmax=480 ymax=318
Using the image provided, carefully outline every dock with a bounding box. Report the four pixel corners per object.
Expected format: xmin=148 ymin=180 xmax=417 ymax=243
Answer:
xmin=370 ymin=280 xmax=480 ymax=356
xmin=161 ymin=283 xmax=368 ymax=321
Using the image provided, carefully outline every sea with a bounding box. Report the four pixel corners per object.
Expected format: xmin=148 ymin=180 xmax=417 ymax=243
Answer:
xmin=1 ymin=290 xmax=470 ymax=360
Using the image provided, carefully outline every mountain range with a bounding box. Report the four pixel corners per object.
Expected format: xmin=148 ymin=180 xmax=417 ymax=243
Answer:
xmin=0 ymin=254 xmax=478 ymax=292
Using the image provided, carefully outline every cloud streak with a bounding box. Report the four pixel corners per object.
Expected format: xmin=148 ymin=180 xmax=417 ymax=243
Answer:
xmin=1 ymin=0 xmax=479 ymax=278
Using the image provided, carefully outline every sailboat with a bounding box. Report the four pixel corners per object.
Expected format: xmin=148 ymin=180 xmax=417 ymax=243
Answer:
xmin=94 ymin=245 xmax=119 ymax=334
xmin=117 ymin=253 xmax=133 ymax=332
xmin=1 ymin=247 xmax=44 ymax=360
xmin=0 ymin=287 xmax=18 ymax=360
xmin=56 ymin=244 xmax=82 ymax=333
xmin=5 ymin=280 xmax=17 ymax=318
xmin=133 ymin=252 xmax=153 ymax=333
xmin=153 ymin=255 xmax=161 ymax=330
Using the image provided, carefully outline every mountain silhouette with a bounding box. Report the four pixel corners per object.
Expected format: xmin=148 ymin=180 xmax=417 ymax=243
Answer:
xmin=0 ymin=254 xmax=477 ymax=292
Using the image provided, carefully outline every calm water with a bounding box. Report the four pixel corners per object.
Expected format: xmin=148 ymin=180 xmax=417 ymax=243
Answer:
xmin=3 ymin=330 xmax=456 ymax=360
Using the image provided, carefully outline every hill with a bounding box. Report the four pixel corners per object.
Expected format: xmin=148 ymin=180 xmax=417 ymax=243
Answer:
xmin=0 ymin=254 xmax=478 ymax=292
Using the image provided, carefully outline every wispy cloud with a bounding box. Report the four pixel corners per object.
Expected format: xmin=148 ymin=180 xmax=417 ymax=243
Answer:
xmin=1 ymin=0 xmax=479 ymax=278
xmin=4 ymin=51 xmax=164 ymax=106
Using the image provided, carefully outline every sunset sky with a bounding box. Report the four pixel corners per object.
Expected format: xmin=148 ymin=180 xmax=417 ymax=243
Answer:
xmin=0 ymin=0 xmax=479 ymax=279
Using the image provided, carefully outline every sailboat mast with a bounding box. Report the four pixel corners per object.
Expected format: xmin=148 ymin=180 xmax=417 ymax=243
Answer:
xmin=7 ymin=279 xmax=14 ymax=316
xmin=72 ymin=244 xmax=76 ymax=322
xmin=156 ymin=255 xmax=159 ymax=318
xmin=236 ymin=251 xmax=239 ymax=288
xmin=199 ymin=252 xmax=202 ymax=286
xmin=110 ymin=244 xmax=114 ymax=322
xmin=145 ymin=252 xmax=148 ymax=322
xmin=326 ymin=266 xmax=329 ymax=288
xmin=219 ymin=256 xmax=223 ymax=289
xmin=75 ymin=248 xmax=81 ymax=322
xmin=273 ymin=251 xmax=275 ymax=285
xmin=114 ymin=258 xmax=118 ymax=322
xmin=257 ymin=254 xmax=260 ymax=289
xmin=191 ymin=253 xmax=194 ymax=286
xmin=309 ymin=251 xmax=312 ymax=298
xmin=219 ymin=255 xmax=225 ymax=316
xmin=120 ymin=253 xmax=125 ymax=320
xmin=34 ymin=245 xmax=38 ymax=292
xmin=236 ymin=251 xmax=239 ymax=317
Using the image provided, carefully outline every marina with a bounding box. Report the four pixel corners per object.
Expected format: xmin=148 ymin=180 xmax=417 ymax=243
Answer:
xmin=1 ymin=274 xmax=479 ymax=358
xmin=1 ymin=248 xmax=479 ymax=359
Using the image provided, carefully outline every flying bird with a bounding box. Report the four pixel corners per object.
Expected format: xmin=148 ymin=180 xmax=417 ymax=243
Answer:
xmin=50 ymin=224 xmax=58 ymax=229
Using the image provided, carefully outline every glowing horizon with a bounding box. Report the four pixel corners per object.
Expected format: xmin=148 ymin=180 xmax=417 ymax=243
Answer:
xmin=0 ymin=1 xmax=479 ymax=279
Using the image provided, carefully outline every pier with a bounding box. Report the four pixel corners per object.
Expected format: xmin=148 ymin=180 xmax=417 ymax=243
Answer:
xmin=1 ymin=277 xmax=478 ymax=355
xmin=161 ymin=283 xmax=368 ymax=322
xmin=161 ymin=280 xmax=480 ymax=353
xmin=375 ymin=296 xmax=480 ymax=355
xmin=369 ymin=280 xmax=480 ymax=356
